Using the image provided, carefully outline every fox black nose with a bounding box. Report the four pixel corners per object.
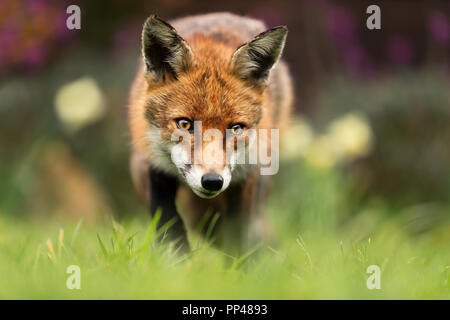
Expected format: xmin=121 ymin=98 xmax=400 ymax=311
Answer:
xmin=201 ymin=174 xmax=223 ymax=191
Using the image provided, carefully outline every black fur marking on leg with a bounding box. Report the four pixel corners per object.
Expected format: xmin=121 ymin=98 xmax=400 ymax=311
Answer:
xmin=148 ymin=167 xmax=189 ymax=251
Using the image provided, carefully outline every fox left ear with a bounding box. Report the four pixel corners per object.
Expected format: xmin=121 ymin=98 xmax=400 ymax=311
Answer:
xmin=142 ymin=15 xmax=194 ymax=82
xmin=230 ymin=26 xmax=287 ymax=86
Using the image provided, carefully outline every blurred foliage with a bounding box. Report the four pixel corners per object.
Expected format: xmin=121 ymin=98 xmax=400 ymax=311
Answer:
xmin=313 ymin=70 xmax=450 ymax=207
xmin=0 ymin=49 xmax=139 ymax=219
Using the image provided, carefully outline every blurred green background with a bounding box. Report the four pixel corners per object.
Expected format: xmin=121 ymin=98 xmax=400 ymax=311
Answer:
xmin=0 ymin=0 xmax=449 ymax=299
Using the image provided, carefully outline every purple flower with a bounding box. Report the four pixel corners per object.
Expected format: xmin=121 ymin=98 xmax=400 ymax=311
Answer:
xmin=25 ymin=44 xmax=47 ymax=69
xmin=387 ymin=35 xmax=414 ymax=66
xmin=428 ymin=11 xmax=449 ymax=46
xmin=325 ymin=5 xmax=356 ymax=44
xmin=0 ymin=24 xmax=19 ymax=53
xmin=342 ymin=44 xmax=373 ymax=76
xmin=53 ymin=10 xmax=72 ymax=40
xmin=322 ymin=4 xmax=373 ymax=77
xmin=28 ymin=0 xmax=47 ymax=15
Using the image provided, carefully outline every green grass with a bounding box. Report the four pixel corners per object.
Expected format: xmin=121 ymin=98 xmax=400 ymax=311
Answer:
xmin=0 ymin=215 xmax=448 ymax=299
xmin=0 ymin=164 xmax=448 ymax=299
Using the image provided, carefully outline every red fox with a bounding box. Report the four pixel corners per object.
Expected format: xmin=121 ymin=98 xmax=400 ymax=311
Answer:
xmin=128 ymin=12 xmax=293 ymax=252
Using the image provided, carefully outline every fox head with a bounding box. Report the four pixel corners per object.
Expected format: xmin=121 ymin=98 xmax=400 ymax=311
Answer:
xmin=140 ymin=15 xmax=287 ymax=198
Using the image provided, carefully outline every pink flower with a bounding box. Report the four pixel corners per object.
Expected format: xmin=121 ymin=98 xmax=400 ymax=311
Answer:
xmin=25 ymin=44 xmax=47 ymax=69
xmin=325 ymin=5 xmax=355 ymax=43
xmin=387 ymin=35 xmax=414 ymax=66
xmin=428 ymin=11 xmax=449 ymax=46
xmin=343 ymin=44 xmax=373 ymax=76
xmin=28 ymin=0 xmax=47 ymax=15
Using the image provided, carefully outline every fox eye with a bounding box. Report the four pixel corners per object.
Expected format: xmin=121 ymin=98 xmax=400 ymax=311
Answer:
xmin=229 ymin=123 xmax=246 ymax=136
xmin=175 ymin=118 xmax=193 ymax=132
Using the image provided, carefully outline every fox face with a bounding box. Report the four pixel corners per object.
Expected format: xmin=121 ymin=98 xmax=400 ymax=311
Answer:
xmin=140 ymin=16 xmax=287 ymax=198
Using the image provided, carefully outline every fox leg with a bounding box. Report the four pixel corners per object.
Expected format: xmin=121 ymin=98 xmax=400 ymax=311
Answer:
xmin=222 ymin=173 xmax=273 ymax=252
xmin=247 ymin=175 xmax=274 ymax=247
xmin=148 ymin=167 xmax=189 ymax=252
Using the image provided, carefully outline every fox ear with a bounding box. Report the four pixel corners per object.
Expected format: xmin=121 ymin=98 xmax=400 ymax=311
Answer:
xmin=230 ymin=26 xmax=287 ymax=86
xmin=142 ymin=15 xmax=194 ymax=81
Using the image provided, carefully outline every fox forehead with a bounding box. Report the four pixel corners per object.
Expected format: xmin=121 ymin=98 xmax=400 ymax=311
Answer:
xmin=145 ymin=66 xmax=263 ymax=129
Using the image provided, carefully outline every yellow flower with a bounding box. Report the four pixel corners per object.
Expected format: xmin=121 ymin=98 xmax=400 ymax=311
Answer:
xmin=281 ymin=116 xmax=314 ymax=161
xmin=327 ymin=112 xmax=373 ymax=161
xmin=305 ymin=135 xmax=338 ymax=170
xmin=54 ymin=77 xmax=105 ymax=132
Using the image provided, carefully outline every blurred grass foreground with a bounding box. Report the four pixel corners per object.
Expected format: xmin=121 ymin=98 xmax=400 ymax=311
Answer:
xmin=0 ymin=1 xmax=449 ymax=299
xmin=0 ymin=211 xmax=448 ymax=299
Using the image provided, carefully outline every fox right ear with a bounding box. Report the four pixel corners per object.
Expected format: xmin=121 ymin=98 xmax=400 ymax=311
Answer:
xmin=230 ymin=26 xmax=287 ymax=86
xmin=142 ymin=15 xmax=194 ymax=82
